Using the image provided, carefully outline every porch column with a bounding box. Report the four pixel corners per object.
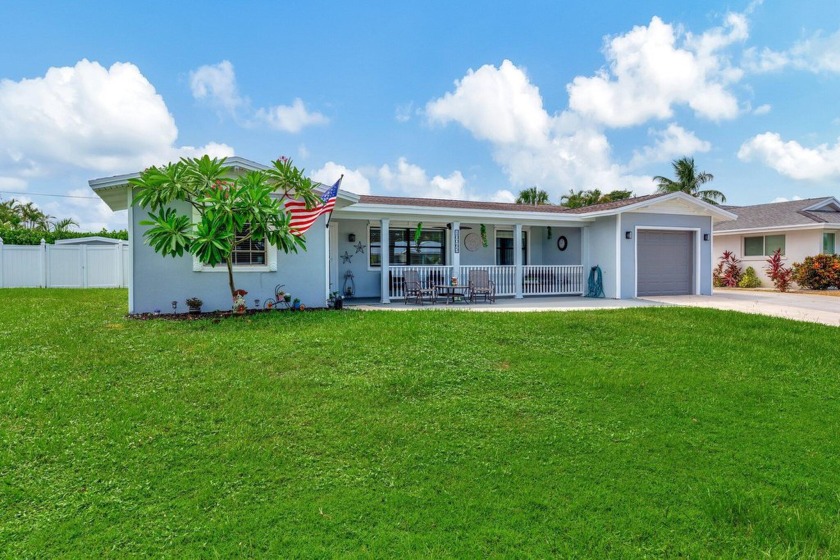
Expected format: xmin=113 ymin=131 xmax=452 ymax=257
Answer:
xmin=380 ymin=218 xmax=390 ymax=303
xmin=450 ymin=221 xmax=460 ymax=283
xmin=514 ymin=223 xmax=523 ymax=299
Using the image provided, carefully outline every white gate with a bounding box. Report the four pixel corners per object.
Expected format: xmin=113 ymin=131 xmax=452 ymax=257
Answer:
xmin=0 ymin=239 xmax=128 ymax=288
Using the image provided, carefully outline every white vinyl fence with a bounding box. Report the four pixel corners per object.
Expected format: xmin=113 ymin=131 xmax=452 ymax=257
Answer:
xmin=0 ymin=239 xmax=128 ymax=288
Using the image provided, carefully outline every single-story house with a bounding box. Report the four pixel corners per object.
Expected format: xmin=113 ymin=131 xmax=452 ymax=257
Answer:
xmin=90 ymin=157 xmax=736 ymax=314
xmin=714 ymin=197 xmax=840 ymax=285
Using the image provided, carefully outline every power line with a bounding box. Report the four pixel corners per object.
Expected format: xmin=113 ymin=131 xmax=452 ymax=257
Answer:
xmin=0 ymin=190 xmax=99 ymax=200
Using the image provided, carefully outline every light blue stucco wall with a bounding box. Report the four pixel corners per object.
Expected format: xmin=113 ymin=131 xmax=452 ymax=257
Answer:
xmin=583 ymin=216 xmax=618 ymax=298
xmin=131 ymin=199 xmax=328 ymax=313
xmin=619 ymin=212 xmax=713 ymax=298
xmin=333 ymin=219 xmax=380 ymax=298
xmin=539 ymin=227 xmax=582 ymax=266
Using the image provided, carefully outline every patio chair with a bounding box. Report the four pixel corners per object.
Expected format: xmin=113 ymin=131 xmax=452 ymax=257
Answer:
xmin=403 ymin=270 xmax=436 ymax=305
xmin=468 ymin=269 xmax=496 ymax=303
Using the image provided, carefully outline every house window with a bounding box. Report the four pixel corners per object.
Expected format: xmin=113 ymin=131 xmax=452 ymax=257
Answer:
xmin=496 ymin=230 xmax=527 ymax=265
xmin=744 ymin=234 xmax=785 ymax=257
xmin=823 ymin=232 xmax=836 ymax=254
xmin=369 ymin=227 xmax=446 ymax=267
xmin=232 ymin=225 xmax=267 ymax=265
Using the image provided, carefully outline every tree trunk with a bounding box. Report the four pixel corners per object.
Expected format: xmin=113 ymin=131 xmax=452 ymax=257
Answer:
xmin=226 ymin=257 xmax=236 ymax=301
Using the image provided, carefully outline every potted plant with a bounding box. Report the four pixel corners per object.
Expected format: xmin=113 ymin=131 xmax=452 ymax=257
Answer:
xmin=284 ymin=293 xmax=292 ymax=303
xmin=186 ymin=297 xmax=203 ymax=315
xmin=292 ymin=297 xmax=301 ymax=310
xmin=328 ymin=291 xmax=344 ymax=310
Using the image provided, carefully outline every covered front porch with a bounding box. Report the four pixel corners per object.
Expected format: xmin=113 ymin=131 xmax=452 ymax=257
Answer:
xmin=328 ymin=212 xmax=589 ymax=303
xmin=384 ymin=264 xmax=584 ymax=300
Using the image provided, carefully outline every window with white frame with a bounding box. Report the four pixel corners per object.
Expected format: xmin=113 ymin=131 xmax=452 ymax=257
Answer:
xmin=744 ymin=234 xmax=785 ymax=257
xmin=823 ymin=232 xmax=836 ymax=254
xmin=232 ymin=225 xmax=267 ymax=265
xmin=496 ymin=230 xmax=527 ymax=265
xmin=369 ymin=226 xmax=446 ymax=267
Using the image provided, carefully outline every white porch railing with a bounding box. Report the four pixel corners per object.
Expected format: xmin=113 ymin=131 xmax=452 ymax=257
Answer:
xmin=388 ymin=265 xmax=452 ymax=299
xmin=522 ymin=265 xmax=584 ymax=295
xmin=460 ymin=265 xmax=517 ymax=296
xmin=387 ymin=264 xmax=584 ymax=299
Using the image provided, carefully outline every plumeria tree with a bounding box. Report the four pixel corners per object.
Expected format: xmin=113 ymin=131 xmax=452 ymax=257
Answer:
xmin=129 ymin=155 xmax=320 ymax=303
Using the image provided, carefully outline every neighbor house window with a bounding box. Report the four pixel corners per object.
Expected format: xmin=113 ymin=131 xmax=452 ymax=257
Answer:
xmin=369 ymin=227 xmax=446 ymax=267
xmin=496 ymin=230 xmax=527 ymax=265
xmin=823 ymin=232 xmax=836 ymax=254
xmin=744 ymin=234 xmax=786 ymax=257
xmin=232 ymin=225 xmax=267 ymax=265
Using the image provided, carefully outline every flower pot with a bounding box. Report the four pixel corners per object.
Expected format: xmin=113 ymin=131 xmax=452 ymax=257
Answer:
xmin=334 ymin=299 xmax=344 ymax=310
xmin=188 ymin=306 xmax=201 ymax=315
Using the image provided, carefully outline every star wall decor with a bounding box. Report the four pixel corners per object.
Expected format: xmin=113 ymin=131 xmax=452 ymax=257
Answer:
xmin=354 ymin=241 xmax=366 ymax=254
xmin=340 ymin=251 xmax=353 ymax=264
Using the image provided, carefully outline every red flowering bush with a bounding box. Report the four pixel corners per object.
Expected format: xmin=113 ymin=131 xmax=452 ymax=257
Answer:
xmin=765 ymin=249 xmax=793 ymax=292
xmin=792 ymin=254 xmax=840 ymax=290
xmin=713 ymin=251 xmax=742 ymax=287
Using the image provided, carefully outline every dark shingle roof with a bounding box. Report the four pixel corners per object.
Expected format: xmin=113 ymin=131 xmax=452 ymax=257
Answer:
xmin=716 ymin=197 xmax=840 ymax=231
xmin=357 ymin=193 xmax=668 ymax=214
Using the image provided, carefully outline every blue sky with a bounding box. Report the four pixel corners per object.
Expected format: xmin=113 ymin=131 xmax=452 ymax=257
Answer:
xmin=1 ymin=0 xmax=839 ymax=229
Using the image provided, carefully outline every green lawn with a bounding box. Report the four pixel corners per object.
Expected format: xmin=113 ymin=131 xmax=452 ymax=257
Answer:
xmin=1 ymin=289 xmax=838 ymax=558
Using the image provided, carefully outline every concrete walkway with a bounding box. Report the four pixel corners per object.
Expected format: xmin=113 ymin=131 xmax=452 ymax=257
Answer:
xmin=348 ymin=296 xmax=663 ymax=313
xmin=642 ymin=290 xmax=840 ymax=327
xmin=347 ymin=290 xmax=840 ymax=326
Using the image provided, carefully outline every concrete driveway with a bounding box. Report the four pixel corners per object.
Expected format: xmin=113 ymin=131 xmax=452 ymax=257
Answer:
xmin=642 ymin=290 xmax=840 ymax=327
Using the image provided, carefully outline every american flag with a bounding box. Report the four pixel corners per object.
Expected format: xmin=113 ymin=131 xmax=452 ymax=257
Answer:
xmin=284 ymin=176 xmax=342 ymax=236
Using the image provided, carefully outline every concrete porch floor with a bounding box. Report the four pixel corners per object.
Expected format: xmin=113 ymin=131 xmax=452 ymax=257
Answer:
xmin=346 ymin=295 xmax=664 ymax=312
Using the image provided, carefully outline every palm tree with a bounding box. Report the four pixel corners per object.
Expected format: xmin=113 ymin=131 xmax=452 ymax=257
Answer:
xmin=51 ymin=217 xmax=79 ymax=233
xmin=18 ymin=202 xmax=45 ymax=229
xmin=516 ymin=186 xmax=550 ymax=205
xmin=653 ymin=157 xmax=726 ymax=205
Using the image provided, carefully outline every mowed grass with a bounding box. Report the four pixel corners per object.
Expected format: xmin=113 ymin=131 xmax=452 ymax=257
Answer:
xmin=1 ymin=289 xmax=838 ymax=558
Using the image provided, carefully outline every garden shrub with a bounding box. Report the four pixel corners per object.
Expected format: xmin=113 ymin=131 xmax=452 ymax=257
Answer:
xmin=792 ymin=254 xmax=840 ymax=290
xmin=0 ymin=227 xmax=127 ymax=245
xmin=766 ymin=249 xmax=793 ymax=292
xmin=738 ymin=266 xmax=762 ymax=288
xmin=713 ymin=251 xmax=742 ymax=287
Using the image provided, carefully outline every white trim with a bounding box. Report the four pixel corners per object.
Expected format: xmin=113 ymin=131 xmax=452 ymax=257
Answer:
xmin=127 ymin=187 xmax=135 ymax=313
xmin=581 ymin=192 xmax=737 ymax=222
xmin=336 ymin=204 xmax=593 ymax=226
xmin=633 ymin=226 xmax=702 ymax=298
xmin=714 ymin=223 xmax=836 ymax=235
xmin=493 ymin=226 xmax=529 ymax=265
xmin=803 ymin=197 xmax=840 ymax=212
xmin=615 ymin=213 xmax=622 ymax=299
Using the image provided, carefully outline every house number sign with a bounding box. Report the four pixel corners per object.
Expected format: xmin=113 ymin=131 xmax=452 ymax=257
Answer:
xmin=454 ymin=229 xmax=460 ymax=253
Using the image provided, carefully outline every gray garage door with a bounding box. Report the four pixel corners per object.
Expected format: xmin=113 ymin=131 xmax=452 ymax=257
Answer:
xmin=637 ymin=230 xmax=694 ymax=296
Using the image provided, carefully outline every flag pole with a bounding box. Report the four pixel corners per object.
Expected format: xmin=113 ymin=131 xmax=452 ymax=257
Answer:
xmin=324 ymin=174 xmax=343 ymax=230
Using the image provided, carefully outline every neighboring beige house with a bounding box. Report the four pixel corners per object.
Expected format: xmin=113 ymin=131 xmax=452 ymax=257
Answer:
xmin=714 ymin=197 xmax=840 ymax=285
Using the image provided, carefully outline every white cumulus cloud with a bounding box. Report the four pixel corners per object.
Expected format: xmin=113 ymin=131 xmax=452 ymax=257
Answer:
xmin=189 ymin=60 xmax=243 ymax=114
xmin=255 ymin=98 xmax=328 ymax=133
xmin=310 ymin=161 xmax=371 ymax=195
xmin=567 ymin=14 xmax=746 ymax=127
xmin=743 ymin=28 xmax=840 ymax=74
xmin=379 ymin=157 xmax=467 ymax=199
xmin=0 ymin=59 xmax=231 ymax=174
xmin=189 ymin=60 xmax=328 ymax=133
xmin=629 ymin=123 xmax=711 ymax=168
xmin=425 ymin=60 xmax=654 ymax=197
xmin=738 ymin=132 xmax=840 ymax=180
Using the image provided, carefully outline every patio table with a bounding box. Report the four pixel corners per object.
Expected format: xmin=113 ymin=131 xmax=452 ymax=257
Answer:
xmin=435 ymin=285 xmax=471 ymax=304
